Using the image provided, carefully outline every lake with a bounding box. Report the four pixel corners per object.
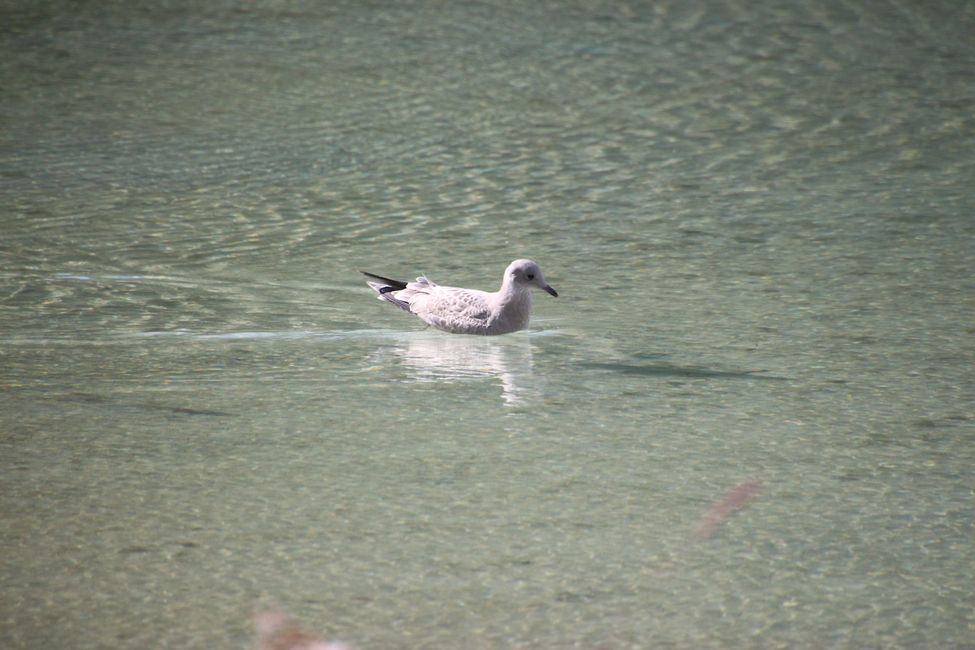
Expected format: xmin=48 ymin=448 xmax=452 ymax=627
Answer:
xmin=1 ymin=1 xmax=973 ymax=648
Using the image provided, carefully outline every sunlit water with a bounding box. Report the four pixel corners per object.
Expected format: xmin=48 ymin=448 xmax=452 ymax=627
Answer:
xmin=2 ymin=1 xmax=974 ymax=649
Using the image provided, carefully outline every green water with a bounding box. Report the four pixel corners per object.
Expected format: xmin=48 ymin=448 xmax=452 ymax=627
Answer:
xmin=2 ymin=1 xmax=973 ymax=648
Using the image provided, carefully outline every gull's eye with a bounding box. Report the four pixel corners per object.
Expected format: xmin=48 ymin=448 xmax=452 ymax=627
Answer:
xmin=527 ymin=273 xmax=535 ymax=280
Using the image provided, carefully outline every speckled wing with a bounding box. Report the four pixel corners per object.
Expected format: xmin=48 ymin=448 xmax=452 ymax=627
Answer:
xmin=411 ymin=286 xmax=494 ymax=334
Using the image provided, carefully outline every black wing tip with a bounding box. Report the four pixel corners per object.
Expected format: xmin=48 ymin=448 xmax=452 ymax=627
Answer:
xmin=360 ymin=270 xmax=408 ymax=290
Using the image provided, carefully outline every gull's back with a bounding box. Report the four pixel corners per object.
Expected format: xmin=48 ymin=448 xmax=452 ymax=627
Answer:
xmin=412 ymin=284 xmax=496 ymax=334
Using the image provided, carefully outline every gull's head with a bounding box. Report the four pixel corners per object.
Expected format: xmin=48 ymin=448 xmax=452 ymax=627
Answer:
xmin=505 ymin=259 xmax=558 ymax=297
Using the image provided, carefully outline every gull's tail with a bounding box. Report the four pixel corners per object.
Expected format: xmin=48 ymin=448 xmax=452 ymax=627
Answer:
xmin=361 ymin=270 xmax=412 ymax=312
xmin=361 ymin=270 xmax=408 ymax=293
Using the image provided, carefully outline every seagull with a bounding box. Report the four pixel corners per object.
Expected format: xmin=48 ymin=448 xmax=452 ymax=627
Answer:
xmin=362 ymin=259 xmax=558 ymax=335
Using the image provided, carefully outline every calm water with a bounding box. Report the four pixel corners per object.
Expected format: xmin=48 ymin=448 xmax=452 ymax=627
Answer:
xmin=2 ymin=1 xmax=974 ymax=648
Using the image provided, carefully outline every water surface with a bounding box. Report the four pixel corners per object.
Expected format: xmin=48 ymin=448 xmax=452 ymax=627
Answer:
xmin=2 ymin=1 xmax=974 ymax=648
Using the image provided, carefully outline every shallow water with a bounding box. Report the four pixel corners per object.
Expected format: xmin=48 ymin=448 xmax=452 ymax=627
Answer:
xmin=2 ymin=1 xmax=974 ymax=648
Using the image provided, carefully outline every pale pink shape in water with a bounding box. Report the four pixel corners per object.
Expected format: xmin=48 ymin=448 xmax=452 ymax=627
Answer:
xmin=696 ymin=479 xmax=762 ymax=539
xmin=254 ymin=608 xmax=352 ymax=650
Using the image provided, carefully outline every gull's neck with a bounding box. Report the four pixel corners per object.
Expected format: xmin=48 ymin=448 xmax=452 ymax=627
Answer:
xmin=496 ymin=274 xmax=525 ymax=299
xmin=493 ymin=276 xmax=532 ymax=312
xmin=482 ymin=275 xmax=533 ymax=332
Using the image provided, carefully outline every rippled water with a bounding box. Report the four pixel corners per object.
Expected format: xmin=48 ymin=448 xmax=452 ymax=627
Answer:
xmin=2 ymin=1 xmax=974 ymax=648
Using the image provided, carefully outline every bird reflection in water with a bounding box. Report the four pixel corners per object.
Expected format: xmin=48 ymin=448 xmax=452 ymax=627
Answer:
xmin=377 ymin=332 xmax=538 ymax=406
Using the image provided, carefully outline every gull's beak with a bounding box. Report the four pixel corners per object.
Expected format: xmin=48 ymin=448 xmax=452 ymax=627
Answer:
xmin=543 ymin=284 xmax=558 ymax=297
